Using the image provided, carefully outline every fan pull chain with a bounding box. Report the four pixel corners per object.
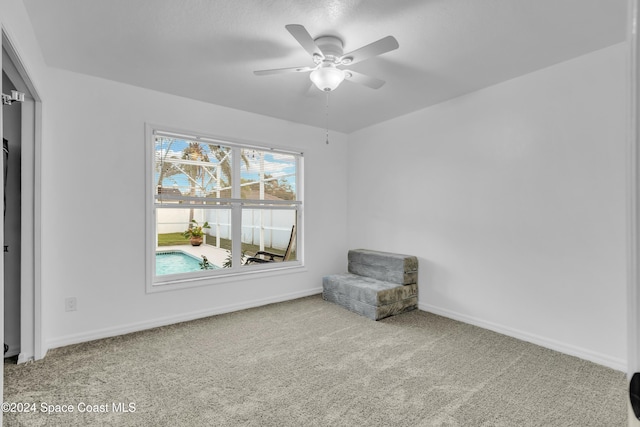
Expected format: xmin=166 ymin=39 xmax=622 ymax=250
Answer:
xmin=325 ymin=91 xmax=330 ymax=144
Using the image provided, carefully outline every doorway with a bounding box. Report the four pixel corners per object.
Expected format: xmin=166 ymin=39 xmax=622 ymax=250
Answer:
xmin=2 ymin=60 xmax=21 ymax=358
xmin=1 ymin=31 xmax=42 ymax=363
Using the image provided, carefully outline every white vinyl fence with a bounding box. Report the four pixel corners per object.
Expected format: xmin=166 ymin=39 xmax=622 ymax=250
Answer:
xmin=157 ymin=208 xmax=294 ymax=250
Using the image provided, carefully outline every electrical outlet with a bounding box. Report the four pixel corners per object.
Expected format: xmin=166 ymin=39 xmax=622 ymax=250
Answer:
xmin=65 ymin=297 xmax=77 ymax=312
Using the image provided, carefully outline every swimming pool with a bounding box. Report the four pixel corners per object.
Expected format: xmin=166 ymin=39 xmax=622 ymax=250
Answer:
xmin=156 ymin=251 xmax=219 ymax=275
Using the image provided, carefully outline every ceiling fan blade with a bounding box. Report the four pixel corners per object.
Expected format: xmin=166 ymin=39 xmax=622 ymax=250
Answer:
xmin=285 ymin=24 xmax=324 ymax=58
xmin=343 ymin=70 xmax=386 ymax=89
xmin=253 ymin=66 xmax=315 ymax=76
xmin=341 ymin=36 xmax=399 ymax=65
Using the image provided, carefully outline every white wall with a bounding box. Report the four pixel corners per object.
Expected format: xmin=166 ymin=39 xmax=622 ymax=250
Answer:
xmin=348 ymin=43 xmax=628 ymax=370
xmin=40 ymin=68 xmax=348 ymax=349
xmin=0 ymin=0 xmax=630 ymax=374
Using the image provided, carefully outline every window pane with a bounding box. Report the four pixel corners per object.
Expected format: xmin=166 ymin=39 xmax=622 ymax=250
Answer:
xmin=240 ymin=149 xmax=297 ymax=201
xmin=150 ymin=128 xmax=303 ymax=288
xmin=156 ymin=207 xmax=232 ymax=275
xmin=155 ymin=137 xmax=233 ymax=201
xmin=241 ymin=209 xmax=297 ymax=265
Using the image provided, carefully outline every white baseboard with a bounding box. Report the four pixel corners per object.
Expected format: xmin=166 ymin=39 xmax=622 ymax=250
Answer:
xmin=419 ymin=302 xmax=626 ymax=372
xmin=17 ymin=352 xmax=33 ymax=364
xmin=46 ymin=287 xmax=323 ymax=351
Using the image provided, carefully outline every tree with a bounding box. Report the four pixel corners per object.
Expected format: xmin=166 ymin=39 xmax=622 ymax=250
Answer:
xmin=271 ymin=177 xmax=295 ymax=200
xmin=205 ymin=145 xmax=249 ymax=198
xmin=182 ymin=142 xmax=210 ymax=225
xmin=264 ymin=174 xmax=295 ymax=200
xmin=155 ymin=137 xmax=181 ymax=189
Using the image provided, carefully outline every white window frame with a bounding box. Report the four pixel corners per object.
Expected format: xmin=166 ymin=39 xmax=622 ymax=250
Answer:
xmin=145 ymin=124 xmax=304 ymax=293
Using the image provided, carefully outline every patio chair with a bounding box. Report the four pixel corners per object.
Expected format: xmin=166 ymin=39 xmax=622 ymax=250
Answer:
xmin=245 ymin=225 xmax=296 ymax=264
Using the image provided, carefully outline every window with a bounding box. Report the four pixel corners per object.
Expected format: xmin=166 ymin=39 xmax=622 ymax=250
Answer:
xmin=147 ymin=126 xmax=303 ymax=290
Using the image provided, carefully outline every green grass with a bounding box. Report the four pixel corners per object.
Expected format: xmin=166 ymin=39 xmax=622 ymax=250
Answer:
xmin=157 ymin=232 xmax=190 ymax=246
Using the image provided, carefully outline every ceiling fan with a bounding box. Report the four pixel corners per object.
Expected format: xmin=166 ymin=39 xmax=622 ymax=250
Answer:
xmin=254 ymin=24 xmax=399 ymax=92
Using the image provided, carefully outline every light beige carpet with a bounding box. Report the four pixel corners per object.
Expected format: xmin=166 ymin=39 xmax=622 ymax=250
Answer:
xmin=3 ymin=295 xmax=627 ymax=426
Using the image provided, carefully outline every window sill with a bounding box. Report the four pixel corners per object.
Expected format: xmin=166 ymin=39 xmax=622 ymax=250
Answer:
xmin=147 ymin=263 xmax=307 ymax=294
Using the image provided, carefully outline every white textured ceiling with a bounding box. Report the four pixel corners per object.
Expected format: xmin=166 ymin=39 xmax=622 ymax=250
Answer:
xmin=23 ymin=0 xmax=628 ymax=133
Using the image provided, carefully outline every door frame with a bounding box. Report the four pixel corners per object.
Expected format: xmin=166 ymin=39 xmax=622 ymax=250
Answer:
xmin=2 ymin=29 xmax=43 ymax=363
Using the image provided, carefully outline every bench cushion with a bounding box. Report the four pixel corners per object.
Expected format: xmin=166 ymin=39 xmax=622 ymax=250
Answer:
xmin=322 ymin=273 xmax=418 ymax=320
xmin=323 ymin=273 xmax=417 ymax=306
xmin=348 ymin=249 xmax=418 ymax=285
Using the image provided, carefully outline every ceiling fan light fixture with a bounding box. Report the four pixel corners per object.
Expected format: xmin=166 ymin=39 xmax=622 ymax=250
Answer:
xmin=310 ymin=64 xmax=345 ymax=92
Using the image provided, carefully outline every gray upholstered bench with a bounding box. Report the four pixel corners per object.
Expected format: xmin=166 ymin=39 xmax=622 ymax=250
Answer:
xmin=322 ymin=249 xmax=418 ymax=320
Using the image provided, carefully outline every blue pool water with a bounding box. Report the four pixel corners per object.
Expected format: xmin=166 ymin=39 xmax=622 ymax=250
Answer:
xmin=156 ymin=251 xmax=218 ymax=275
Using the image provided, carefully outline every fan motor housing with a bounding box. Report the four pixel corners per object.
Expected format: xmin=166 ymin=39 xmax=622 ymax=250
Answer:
xmin=314 ymin=36 xmax=344 ymax=62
